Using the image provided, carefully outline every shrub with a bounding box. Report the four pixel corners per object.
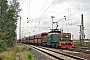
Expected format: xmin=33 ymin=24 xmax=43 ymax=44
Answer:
xmin=0 ymin=40 xmax=6 ymax=53
xmin=28 ymin=51 xmax=34 ymax=60
xmin=74 ymin=42 xmax=82 ymax=47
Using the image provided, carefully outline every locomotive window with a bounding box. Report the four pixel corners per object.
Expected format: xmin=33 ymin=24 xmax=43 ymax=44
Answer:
xmin=42 ymin=34 xmax=48 ymax=36
xmin=64 ymin=36 xmax=71 ymax=40
xmin=48 ymin=33 xmax=59 ymax=36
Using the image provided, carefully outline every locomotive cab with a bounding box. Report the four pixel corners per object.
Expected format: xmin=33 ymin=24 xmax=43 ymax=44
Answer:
xmin=58 ymin=33 xmax=74 ymax=48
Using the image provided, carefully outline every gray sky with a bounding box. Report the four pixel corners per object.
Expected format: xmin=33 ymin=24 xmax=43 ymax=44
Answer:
xmin=16 ymin=0 xmax=90 ymax=39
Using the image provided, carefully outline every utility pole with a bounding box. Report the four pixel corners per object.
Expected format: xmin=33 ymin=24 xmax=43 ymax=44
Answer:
xmin=81 ymin=14 xmax=84 ymax=46
xmin=79 ymin=25 xmax=81 ymax=42
xmin=0 ymin=6 xmax=1 ymax=17
xmin=19 ymin=17 xmax=21 ymax=43
xmin=77 ymin=25 xmax=82 ymax=42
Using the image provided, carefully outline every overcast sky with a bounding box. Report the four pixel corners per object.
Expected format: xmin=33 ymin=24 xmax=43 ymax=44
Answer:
xmin=16 ymin=0 xmax=90 ymax=39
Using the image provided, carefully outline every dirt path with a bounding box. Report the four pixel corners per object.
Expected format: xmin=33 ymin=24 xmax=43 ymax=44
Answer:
xmin=16 ymin=52 xmax=26 ymax=60
xmin=21 ymin=52 xmax=26 ymax=60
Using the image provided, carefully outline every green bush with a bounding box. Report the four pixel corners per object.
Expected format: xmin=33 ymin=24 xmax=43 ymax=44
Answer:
xmin=28 ymin=47 xmax=32 ymax=51
xmin=74 ymin=42 xmax=90 ymax=47
xmin=15 ymin=46 xmax=20 ymax=53
xmin=84 ymin=42 xmax=89 ymax=46
xmin=0 ymin=40 xmax=6 ymax=53
xmin=74 ymin=42 xmax=82 ymax=47
xmin=0 ymin=58 xmax=2 ymax=60
xmin=28 ymin=51 xmax=34 ymax=60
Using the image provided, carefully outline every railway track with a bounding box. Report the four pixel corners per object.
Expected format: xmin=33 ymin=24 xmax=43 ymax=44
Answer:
xmin=32 ymin=45 xmax=87 ymax=60
xmin=54 ymin=46 xmax=90 ymax=54
xmin=67 ymin=46 xmax=90 ymax=53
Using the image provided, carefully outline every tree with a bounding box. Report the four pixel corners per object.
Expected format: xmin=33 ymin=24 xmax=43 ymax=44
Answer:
xmin=0 ymin=0 xmax=21 ymax=50
xmin=5 ymin=0 xmax=21 ymax=47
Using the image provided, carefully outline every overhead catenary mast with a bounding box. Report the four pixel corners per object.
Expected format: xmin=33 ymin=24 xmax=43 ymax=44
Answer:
xmin=51 ymin=16 xmax=55 ymax=30
xmin=81 ymin=14 xmax=85 ymax=46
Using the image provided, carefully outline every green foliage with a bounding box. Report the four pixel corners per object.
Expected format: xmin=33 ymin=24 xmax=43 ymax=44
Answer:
xmin=0 ymin=0 xmax=21 ymax=52
xmin=20 ymin=45 xmax=32 ymax=52
xmin=0 ymin=44 xmax=34 ymax=60
xmin=16 ymin=44 xmax=34 ymax=60
xmin=28 ymin=47 xmax=32 ymax=51
xmin=27 ymin=51 xmax=34 ymax=60
xmin=15 ymin=46 xmax=20 ymax=53
xmin=0 ymin=46 xmax=16 ymax=60
xmin=74 ymin=42 xmax=90 ymax=47
xmin=0 ymin=39 xmax=6 ymax=53
xmin=0 ymin=58 xmax=2 ymax=60
xmin=4 ymin=51 xmax=15 ymax=60
xmin=27 ymin=46 xmax=34 ymax=60
xmin=83 ymin=42 xmax=89 ymax=46
xmin=19 ymin=45 xmax=34 ymax=60
xmin=74 ymin=42 xmax=82 ymax=47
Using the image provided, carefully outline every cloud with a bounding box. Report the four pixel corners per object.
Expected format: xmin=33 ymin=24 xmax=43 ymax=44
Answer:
xmin=18 ymin=0 xmax=25 ymax=3
xmin=16 ymin=0 xmax=90 ymax=39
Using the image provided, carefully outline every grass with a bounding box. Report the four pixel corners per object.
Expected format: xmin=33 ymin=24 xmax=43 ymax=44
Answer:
xmin=0 ymin=44 xmax=34 ymax=60
xmin=0 ymin=47 xmax=16 ymax=60
xmin=27 ymin=51 xmax=34 ymax=60
xmin=21 ymin=45 xmax=34 ymax=60
xmin=74 ymin=42 xmax=90 ymax=47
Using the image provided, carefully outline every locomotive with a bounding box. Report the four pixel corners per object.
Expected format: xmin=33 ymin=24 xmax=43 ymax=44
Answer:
xmin=18 ymin=28 xmax=74 ymax=48
xmin=42 ymin=29 xmax=74 ymax=48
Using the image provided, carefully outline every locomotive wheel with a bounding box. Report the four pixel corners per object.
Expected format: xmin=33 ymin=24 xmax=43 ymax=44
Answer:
xmin=43 ymin=43 xmax=47 ymax=47
xmin=55 ymin=44 xmax=59 ymax=49
xmin=51 ymin=43 xmax=56 ymax=48
xmin=47 ymin=45 xmax=52 ymax=48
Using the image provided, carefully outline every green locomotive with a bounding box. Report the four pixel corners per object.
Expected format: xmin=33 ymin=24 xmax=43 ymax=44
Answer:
xmin=42 ymin=29 xmax=74 ymax=48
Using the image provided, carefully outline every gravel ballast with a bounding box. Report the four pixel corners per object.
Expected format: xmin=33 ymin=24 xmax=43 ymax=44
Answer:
xmin=30 ymin=48 xmax=54 ymax=60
